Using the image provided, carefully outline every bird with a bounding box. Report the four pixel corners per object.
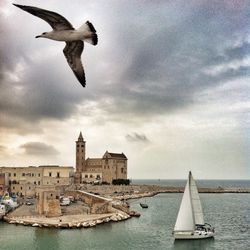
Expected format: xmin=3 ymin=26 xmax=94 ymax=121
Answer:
xmin=13 ymin=3 xmax=98 ymax=88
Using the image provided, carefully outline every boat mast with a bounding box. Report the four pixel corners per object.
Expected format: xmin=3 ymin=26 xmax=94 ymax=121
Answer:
xmin=188 ymin=171 xmax=196 ymax=231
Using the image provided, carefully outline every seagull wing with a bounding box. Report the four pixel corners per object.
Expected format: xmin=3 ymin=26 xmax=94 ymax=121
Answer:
xmin=63 ymin=41 xmax=86 ymax=87
xmin=13 ymin=4 xmax=74 ymax=31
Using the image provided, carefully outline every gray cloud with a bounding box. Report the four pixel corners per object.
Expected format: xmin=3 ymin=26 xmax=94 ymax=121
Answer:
xmin=77 ymin=0 xmax=250 ymax=122
xmin=0 ymin=0 xmax=249 ymax=131
xmin=126 ymin=133 xmax=150 ymax=143
xmin=20 ymin=142 xmax=59 ymax=156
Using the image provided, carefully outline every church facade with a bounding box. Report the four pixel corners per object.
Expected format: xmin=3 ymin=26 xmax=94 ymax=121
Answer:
xmin=75 ymin=132 xmax=128 ymax=184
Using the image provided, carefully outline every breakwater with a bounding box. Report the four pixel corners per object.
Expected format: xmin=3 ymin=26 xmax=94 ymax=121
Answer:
xmin=74 ymin=184 xmax=250 ymax=197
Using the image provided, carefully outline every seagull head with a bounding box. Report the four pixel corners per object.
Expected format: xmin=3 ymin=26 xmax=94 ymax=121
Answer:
xmin=35 ymin=32 xmax=49 ymax=38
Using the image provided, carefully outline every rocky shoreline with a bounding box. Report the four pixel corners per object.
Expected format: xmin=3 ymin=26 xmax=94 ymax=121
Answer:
xmin=3 ymin=210 xmax=135 ymax=229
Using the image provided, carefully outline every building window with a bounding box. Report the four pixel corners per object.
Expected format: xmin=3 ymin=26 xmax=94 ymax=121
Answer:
xmin=38 ymin=173 xmax=40 ymax=177
xmin=9 ymin=173 xmax=11 ymax=177
xmin=57 ymin=172 xmax=60 ymax=178
xmin=57 ymin=180 xmax=59 ymax=183
xmin=38 ymin=181 xmax=40 ymax=185
xmin=34 ymin=181 xmax=36 ymax=185
xmin=85 ymin=175 xmax=88 ymax=178
xmin=90 ymin=175 xmax=93 ymax=178
xmin=82 ymin=150 xmax=84 ymax=152
xmin=22 ymin=173 xmax=25 ymax=177
xmin=121 ymin=168 xmax=124 ymax=173
xmin=20 ymin=187 xmax=22 ymax=190
xmin=29 ymin=187 xmax=31 ymax=190
xmin=49 ymin=172 xmax=52 ymax=177
xmin=14 ymin=173 xmax=16 ymax=177
xmin=32 ymin=173 xmax=34 ymax=177
xmin=13 ymin=186 xmax=15 ymax=190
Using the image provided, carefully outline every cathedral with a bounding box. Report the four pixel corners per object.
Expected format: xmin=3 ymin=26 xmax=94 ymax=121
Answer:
xmin=75 ymin=132 xmax=128 ymax=184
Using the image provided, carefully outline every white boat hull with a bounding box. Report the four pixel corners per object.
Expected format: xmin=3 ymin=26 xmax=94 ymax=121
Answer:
xmin=174 ymin=230 xmax=215 ymax=240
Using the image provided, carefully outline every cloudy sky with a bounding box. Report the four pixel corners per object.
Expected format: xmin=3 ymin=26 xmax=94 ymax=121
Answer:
xmin=0 ymin=0 xmax=249 ymax=179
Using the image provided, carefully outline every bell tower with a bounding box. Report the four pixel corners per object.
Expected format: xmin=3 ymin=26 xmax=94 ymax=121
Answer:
xmin=75 ymin=132 xmax=86 ymax=183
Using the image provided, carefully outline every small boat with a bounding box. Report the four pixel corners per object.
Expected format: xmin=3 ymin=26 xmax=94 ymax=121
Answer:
xmin=0 ymin=204 xmax=6 ymax=219
xmin=1 ymin=192 xmax=18 ymax=209
xmin=173 ymin=171 xmax=215 ymax=240
xmin=140 ymin=203 xmax=148 ymax=208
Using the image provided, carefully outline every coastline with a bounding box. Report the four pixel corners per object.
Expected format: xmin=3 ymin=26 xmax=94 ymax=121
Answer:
xmin=2 ymin=184 xmax=249 ymax=229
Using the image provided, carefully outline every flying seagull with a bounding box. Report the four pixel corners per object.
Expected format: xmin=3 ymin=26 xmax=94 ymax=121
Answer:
xmin=13 ymin=3 xmax=98 ymax=88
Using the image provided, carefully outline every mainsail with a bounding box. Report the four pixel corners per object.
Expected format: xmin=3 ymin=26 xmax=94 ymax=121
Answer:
xmin=174 ymin=173 xmax=195 ymax=232
xmin=174 ymin=171 xmax=204 ymax=232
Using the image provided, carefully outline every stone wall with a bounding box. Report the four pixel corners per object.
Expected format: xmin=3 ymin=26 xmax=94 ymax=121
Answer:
xmin=75 ymin=184 xmax=163 ymax=195
xmin=65 ymin=190 xmax=112 ymax=214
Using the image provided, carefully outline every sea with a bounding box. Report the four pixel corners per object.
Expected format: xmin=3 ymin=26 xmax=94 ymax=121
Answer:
xmin=0 ymin=179 xmax=250 ymax=250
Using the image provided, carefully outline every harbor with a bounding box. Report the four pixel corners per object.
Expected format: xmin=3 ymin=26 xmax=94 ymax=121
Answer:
xmin=1 ymin=183 xmax=249 ymax=229
xmin=1 ymin=190 xmax=250 ymax=250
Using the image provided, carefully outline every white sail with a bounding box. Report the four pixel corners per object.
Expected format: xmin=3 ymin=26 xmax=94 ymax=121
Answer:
xmin=174 ymin=174 xmax=195 ymax=232
xmin=189 ymin=172 xmax=204 ymax=225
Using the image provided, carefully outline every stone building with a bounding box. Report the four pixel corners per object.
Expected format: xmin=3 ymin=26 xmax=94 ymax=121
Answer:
xmin=0 ymin=172 xmax=9 ymax=196
xmin=0 ymin=166 xmax=74 ymax=197
xmin=35 ymin=186 xmax=61 ymax=217
xmin=75 ymin=132 xmax=128 ymax=184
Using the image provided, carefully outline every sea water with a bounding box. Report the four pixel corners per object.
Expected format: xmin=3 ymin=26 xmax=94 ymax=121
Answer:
xmin=0 ymin=181 xmax=249 ymax=250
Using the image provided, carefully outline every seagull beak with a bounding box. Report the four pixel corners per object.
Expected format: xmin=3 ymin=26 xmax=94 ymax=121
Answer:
xmin=35 ymin=35 xmax=41 ymax=38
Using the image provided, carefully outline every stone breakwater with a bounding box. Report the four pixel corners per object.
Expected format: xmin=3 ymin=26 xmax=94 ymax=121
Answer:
xmin=73 ymin=184 xmax=250 ymax=200
xmin=113 ymin=187 xmax=250 ymax=201
xmin=4 ymin=211 xmax=131 ymax=229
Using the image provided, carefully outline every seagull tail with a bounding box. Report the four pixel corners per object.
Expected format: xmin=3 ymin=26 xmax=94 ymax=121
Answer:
xmin=78 ymin=21 xmax=98 ymax=46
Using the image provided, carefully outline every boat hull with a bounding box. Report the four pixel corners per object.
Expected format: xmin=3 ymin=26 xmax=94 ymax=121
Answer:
xmin=174 ymin=231 xmax=215 ymax=240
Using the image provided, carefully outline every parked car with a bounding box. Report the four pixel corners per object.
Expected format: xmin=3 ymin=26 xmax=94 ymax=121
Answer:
xmin=60 ymin=197 xmax=70 ymax=206
xmin=25 ymin=198 xmax=34 ymax=205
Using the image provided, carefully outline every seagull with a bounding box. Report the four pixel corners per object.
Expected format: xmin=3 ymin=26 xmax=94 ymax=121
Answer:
xmin=13 ymin=3 xmax=98 ymax=88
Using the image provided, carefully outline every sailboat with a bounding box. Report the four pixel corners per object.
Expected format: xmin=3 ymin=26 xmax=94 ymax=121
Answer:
xmin=173 ymin=171 xmax=215 ymax=240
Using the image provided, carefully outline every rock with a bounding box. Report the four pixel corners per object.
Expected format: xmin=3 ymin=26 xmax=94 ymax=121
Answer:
xmin=82 ymin=222 xmax=90 ymax=228
xmin=110 ymin=216 xmax=118 ymax=222
xmin=32 ymin=223 xmax=39 ymax=227
xmin=116 ymin=215 xmax=122 ymax=221
xmin=96 ymin=219 xmax=103 ymax=224
xmin=89 ymin=221 xmax=96 ymax=227
xmin=76 ymin=222 xmax=82 ymax=228
xmin=129 ymin=211 xmax=141 ymax=217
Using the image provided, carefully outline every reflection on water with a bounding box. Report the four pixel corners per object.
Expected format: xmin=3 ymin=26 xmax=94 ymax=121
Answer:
xmin=172 ymin=238 xmax=215 ymax=250
xmin=34 ymin=228 xmax=60 ymax=250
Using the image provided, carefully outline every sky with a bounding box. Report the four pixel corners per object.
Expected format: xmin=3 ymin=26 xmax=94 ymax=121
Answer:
xmin=0 ymin=0 xmax=249 ymax=179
